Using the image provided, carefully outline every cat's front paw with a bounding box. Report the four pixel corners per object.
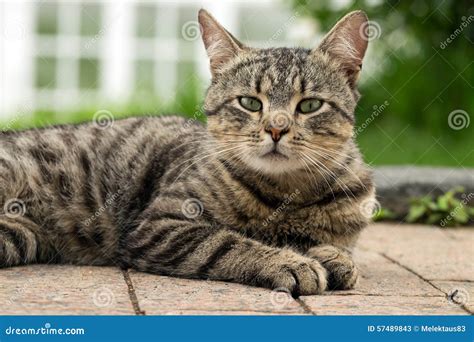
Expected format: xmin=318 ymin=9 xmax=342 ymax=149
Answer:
xmin=306 ymin=245 xmax=358 ymax=290
xmin=261 ymin=250 xmax=327 ymax=297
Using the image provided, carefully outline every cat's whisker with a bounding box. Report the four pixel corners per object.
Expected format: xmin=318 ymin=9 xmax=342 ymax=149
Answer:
xmin=169 ymin=144 xmax=247 ymax=185
xmin=300 ymin=151 xmax=355 ymax=202
xmin=301 ymin=150 xmax=354 ymax=191
xmin=301 ymin=141 xmax=358 ymax=161
xmin=165 ymin=139 xmax=248 ymax=172
xmin=296 ymin=140 xmax=366 ymax=188
xmin=299 ymin=152 xmax=337 ymax=200
xmin=298 ymin=154 xmax=327 ymax=193
xmin=303 ymin=145 xmax=369 ymax=192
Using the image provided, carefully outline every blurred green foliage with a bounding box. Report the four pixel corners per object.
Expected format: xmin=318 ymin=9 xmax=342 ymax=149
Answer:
xmin=2 ymin=0 xmax=473 ymax=167
xmin=292 ymin=0 xmax=474 ymax=166
xmin=406 ymin=187 xmax=474 ymax=226
xmin=372 ymin=207 xmax=396 ymax=221
xmin=1 ymin=80 xmax=204 ymax=131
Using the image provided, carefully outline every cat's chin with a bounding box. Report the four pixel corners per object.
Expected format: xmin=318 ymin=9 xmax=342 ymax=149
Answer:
xmin=243 ymin=155 xmax=303 ymax=175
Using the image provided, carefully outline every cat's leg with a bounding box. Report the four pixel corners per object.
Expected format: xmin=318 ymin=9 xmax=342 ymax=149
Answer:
xmin=124 ymin=218 xmax=327 ymax=296
xmin=306 ymin=245 xmax=358 ymax=290
xmin=0 ymin=216 xmax=44 ymax=268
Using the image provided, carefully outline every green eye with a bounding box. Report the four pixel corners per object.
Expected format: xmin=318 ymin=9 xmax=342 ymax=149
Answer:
xmin=298 ymin=99 xmax=323 ymax=114
xmin=239 ymin=97 xmax=262 ymax=112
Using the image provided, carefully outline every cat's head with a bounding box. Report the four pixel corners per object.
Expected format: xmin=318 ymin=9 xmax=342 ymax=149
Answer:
xmin=199 ymin=9 xmax=369 ymax=175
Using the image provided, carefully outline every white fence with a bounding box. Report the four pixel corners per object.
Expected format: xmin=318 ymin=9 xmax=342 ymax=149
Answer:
xmin=0 ymin=0 xmax=312 ymax=119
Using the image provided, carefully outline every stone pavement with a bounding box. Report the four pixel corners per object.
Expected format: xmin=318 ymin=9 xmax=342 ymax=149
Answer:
xmin=1 ymin=223 xmax=472 ymax=315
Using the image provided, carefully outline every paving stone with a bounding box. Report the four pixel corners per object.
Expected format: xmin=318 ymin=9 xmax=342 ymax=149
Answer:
xmin=431 ymin=281 xmax=474 ymax=314
xmin=129 ymin=271 xmax=307 ymax=315
xmin=301 ymin=295 xmax=468 ymax=315
xmin=0 ymin=265 xmax=133 ymax=315
xmin=1 ymin=223 xmax=472 ymax=315
xmin=337 ymin=248 xmax=441 ymax=297
xmin=358 ymin=223 xmax=474 ymax=281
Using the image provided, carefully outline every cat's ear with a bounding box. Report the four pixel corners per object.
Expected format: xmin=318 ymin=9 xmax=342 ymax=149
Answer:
xmin=198 ymin=9 xmax=244 ymax=76
xmin=315 ymin=11 xmax=369 ymax=86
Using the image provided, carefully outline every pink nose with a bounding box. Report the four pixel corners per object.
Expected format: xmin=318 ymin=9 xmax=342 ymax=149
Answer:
xmin=265 ymin=126 xmax=288 ymax=142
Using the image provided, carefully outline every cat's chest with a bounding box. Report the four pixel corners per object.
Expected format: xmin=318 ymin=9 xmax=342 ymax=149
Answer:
xmin=207 ymin=195 xmax=336 ymax=248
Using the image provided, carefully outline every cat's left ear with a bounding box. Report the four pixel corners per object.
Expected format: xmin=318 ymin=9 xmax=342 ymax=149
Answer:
xmin=198 ymin=9 xmax=244 ymax=77
xmin=314 ymin=11 xmax=369 ymax=87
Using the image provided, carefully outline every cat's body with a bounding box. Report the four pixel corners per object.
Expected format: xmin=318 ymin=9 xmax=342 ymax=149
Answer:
xmin=0 ymin=10 xmax=375 ymax=296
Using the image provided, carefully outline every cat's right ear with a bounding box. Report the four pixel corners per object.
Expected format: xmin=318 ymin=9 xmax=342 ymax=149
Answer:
xmin=198 ymin=9 xmax=244 ymax=77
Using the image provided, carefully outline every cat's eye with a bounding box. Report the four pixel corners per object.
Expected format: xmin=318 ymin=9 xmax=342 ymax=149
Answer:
xmin=297 ymin=99 xmax=323 ymax=114
xmin=239 ymin=97 xmax=262 ymax=112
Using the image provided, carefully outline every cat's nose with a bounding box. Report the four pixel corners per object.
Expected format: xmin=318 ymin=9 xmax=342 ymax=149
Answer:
xmin=265 ymin=126 xmax=289 ymax=142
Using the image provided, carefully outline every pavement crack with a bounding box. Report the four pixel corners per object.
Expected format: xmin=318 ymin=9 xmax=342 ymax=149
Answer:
xmin=122 ymin=269 xmax=145 ymax=315
xmin=379 ymin=252 xmax=473 ymax=315
xmin=322 ymin=293 xmax=443 ymax=298
xmin=295 ymin=298 xmax=317 ymax=315
xmin=429 ymin=279 xmax=474 ymax=283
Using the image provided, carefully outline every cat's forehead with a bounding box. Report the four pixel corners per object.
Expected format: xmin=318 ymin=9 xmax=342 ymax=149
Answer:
xmin=244 ymin=47 xmax=312 ymax=74
xmin=227 ymin=47 xmax=337 ymax=101
xmin=258 ymin=47 xmax=311 ymax=64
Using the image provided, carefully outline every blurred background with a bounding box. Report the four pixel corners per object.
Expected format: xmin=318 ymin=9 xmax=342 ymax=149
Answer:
xmin=1 ymin=0 xmax=473 ymax=166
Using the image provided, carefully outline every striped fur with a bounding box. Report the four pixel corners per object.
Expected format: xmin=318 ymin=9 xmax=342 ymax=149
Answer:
xmin=0 ymin=10 xmax=375 ymax=296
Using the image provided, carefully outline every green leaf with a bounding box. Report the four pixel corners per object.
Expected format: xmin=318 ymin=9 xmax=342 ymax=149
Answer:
xmin=419 ymin=196 xmax=433 ymax=206
xmin=373 ymin=207 xmax=396 ymax=221
xmin=406 ymin=205 xmax=427 ymax=222
xmin=427 ymin=201 xmax=438 ymax=211
xmin=437 ymin=196 xmax=449 ymax=211
xmin=427 ymin=213 xmax=444 ymax=225
xmin=451 ymin=208 xmax=469 ymax=224
xmin=448 ymin=198 xmax=462 ymax=209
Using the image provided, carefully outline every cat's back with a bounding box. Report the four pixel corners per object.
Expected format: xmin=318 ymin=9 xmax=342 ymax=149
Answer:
xmin=1 ymin=115 xmax=203 ymax=166
xmin=0 ymin=114 xmax=204 ymax=218
xmin=0 ymin=114 xmax=201 ymax=146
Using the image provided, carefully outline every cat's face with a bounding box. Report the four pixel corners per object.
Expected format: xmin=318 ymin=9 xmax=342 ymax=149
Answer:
xmin=199 ymin=10 xmax=369 ymax=175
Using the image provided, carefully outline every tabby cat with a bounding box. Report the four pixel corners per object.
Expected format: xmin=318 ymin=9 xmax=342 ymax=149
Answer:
xmin=0 ymin=10 xmax=375 ymax=296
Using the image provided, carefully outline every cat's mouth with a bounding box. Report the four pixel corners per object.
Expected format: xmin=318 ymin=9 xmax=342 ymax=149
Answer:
xmin=243 ymin=143 xmax=301 ymax=174
xmin=260 ymin=145 xmax=289 ymax=160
